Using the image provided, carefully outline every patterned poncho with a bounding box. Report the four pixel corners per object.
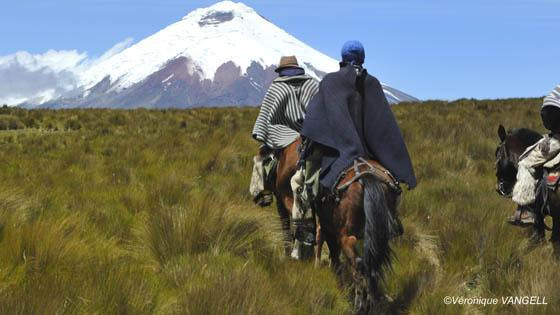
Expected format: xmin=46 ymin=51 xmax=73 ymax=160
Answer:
xmin=252 ymin=75 xmax=319 ymax=149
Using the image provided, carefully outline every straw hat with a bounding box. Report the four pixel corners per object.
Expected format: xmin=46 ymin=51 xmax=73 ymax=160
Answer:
xmin=275 ymin=55 xmax=303 ymax=73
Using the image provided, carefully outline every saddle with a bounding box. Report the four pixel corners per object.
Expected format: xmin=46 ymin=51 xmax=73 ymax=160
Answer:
xmin=330 ymin=157 xmax=401 ymax=203
xmin=328 ymin=157 xmax=405 ymax=239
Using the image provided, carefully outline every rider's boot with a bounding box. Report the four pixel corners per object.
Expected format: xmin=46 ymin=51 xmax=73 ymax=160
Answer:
xmin=290 ymin=168 xmax=305 ymax=259
xmin=290 ymin=168 xmax=316 ymax=260
xmin=250 ymin=148 xmax=273 ymax=207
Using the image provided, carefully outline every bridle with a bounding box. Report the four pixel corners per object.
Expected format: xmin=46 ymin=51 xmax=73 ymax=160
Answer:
xmin=495 ymin=140 xmax=518 ymax=197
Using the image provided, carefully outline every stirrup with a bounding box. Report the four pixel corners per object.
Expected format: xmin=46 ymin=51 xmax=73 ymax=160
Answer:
xmin=253 ymin=191 xmax=273 ymax=207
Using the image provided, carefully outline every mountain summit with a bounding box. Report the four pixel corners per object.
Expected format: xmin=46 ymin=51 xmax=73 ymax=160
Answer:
xmin=41 ymin=1 xmax=417 ymax=108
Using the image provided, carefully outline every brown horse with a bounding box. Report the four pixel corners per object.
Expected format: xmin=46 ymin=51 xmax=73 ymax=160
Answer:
xmin=269 ymin=138 xmax=301 ymax=256
xmin=271 ymin=137 xmax=402 ymax=313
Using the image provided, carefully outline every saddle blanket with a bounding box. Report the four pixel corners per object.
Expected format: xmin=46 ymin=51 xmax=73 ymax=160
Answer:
xmin=544 ymin=150 xmax=560 ymax=190
xmin=546 ymin=170 xmax=560 ymax=190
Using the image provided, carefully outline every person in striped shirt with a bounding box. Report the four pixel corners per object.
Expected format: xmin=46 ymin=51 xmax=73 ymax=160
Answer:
xmin=249 ymin=56 xmax=319 ymax=207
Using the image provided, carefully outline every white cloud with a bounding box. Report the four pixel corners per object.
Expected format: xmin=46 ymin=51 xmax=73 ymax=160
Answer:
xmin=0 ymin=38 xmax=134 ymax=106
xmin=0 ymin=50 xmax=87 ymax=73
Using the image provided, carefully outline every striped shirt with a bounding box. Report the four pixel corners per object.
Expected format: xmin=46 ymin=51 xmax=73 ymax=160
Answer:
xmin=544 ymin=85 xmax=560 ymax=109
xmin=252 ymin=75 xmax=319 ymax=149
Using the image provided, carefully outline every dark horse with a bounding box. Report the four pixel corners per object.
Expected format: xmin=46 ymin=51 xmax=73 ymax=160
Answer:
xmin=495 ymin=125 xmax=560 ymax=244
xmin=270 ymin=137 xmax=402 ymax=313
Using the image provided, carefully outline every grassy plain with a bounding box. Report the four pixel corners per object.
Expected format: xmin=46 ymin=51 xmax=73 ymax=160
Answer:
xmin=0 ymin=99 xmax=558 ymax=314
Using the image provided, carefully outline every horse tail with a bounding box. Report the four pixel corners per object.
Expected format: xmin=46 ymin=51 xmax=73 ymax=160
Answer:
xmin=362 ymin=176 xmax=398 ymax=291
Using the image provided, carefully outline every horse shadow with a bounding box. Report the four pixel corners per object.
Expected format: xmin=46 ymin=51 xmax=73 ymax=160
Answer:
xmin=380 ymin=269 xmax=433 ymax=315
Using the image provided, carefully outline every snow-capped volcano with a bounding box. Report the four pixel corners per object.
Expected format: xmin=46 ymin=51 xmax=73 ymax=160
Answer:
xmin=80 ymin=1 xmax=336 ymax=90
xmin=39 ymin=1 xmax=417 ymax=108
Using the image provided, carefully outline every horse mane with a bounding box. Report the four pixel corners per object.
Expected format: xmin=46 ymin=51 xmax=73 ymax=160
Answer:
xmin=509 ymin=128 xmax=542 ymax=147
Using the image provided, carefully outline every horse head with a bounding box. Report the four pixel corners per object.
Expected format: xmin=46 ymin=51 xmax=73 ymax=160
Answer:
xmin=495 ymin=125 xmax=542 ymax=197
xmin=495 ymin=125 xmax=517 ymax=196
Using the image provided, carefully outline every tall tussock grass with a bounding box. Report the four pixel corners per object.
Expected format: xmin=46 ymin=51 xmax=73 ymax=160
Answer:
xmin=1 ymin=100 xmax=559 ymax=314
xmin=0 ymin=107 xmax=348 ymax=314
xmin=139 ymin=202 xmax=283 ymax=267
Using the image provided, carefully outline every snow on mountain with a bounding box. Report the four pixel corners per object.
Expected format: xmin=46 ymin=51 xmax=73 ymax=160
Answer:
xmin=80 ymin=1 xmax=336 ymax=91
xmin=37 ymin=1 xmax=417 ymax=108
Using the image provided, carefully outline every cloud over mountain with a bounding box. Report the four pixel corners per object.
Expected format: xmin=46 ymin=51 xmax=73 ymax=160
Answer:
xmin=0 ymin=38 xmax=134 ymax=106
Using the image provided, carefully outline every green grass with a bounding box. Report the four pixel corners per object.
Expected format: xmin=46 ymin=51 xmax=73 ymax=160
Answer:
xmin=0 ymin=99 xmax=558 ymax=314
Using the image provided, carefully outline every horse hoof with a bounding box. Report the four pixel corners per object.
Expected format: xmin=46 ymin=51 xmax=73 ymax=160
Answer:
xmin=528 ymin=232 xmax=546 ymax=246
xmin=383 ymin=294 xmax=394 ymax=303
xmin=356 ymin=257 xmax=367 ymax=275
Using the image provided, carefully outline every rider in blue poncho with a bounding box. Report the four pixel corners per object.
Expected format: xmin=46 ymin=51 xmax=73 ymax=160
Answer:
xmin=289 ymin=41 xmax=416 ymax=259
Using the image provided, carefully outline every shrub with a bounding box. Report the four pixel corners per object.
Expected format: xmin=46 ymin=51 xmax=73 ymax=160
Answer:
xmin=22 ymin=117 xmax=38 ymax=128
xmin=0 ymin=105 xmax=10 ymax=114
xmin=109 ymin=113 xmax=127 ymax=126
xmin=0 ymin=115 xmax=25 ymax=130
xmin=65 ymin=119 xmax=82 ymax=131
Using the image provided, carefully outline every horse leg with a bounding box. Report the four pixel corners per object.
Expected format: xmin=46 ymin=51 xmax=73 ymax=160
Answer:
xmin=340 ymin=233 xmax=370 ymax=314
xmin=273 ymin=138 xmax=300 ymax=257
xmin=275 ymin=198 xmax=292 ymax=256
xmin=340 ymin=234 xmax=361 ymax=274
xmin=551 ymin=214 xmax=560 ymax=243
xmin=550 ymin=214 xmax=560 ymax=258
xmin=315 ymin=223 xmax=324 ymax=267
xmin=530 ymin=209 xmax=546 ymax=245
xmin=323 ymin=230 xmax=341 ymax=275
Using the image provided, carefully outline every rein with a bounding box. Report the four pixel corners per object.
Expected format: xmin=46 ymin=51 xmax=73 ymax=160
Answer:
xmin=496 ymin=141 xmax=518 ymax=170
xmin=495 ymin=141 xmax=519 ymax=197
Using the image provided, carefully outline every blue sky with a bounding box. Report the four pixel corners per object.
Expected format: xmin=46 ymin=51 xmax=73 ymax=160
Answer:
xmin=1 ymin=0 xmax=559 ymax=100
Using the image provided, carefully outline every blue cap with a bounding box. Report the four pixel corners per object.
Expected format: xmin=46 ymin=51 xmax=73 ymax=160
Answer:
xmin=341 ymin=40 xmax=365 ymax=65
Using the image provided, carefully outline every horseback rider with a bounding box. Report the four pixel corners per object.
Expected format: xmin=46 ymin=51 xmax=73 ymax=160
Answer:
xmin=290 ymin=40 xmax=417 ymax=259
xmin=510 ymin=85 xmax=560 ymax=224
xmin=250 ymin=56 xmax=319 ymax=206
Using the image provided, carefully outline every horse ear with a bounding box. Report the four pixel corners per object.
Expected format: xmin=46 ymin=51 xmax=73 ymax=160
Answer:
xmin=498 ymin=125 xmax=506 ymax=142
